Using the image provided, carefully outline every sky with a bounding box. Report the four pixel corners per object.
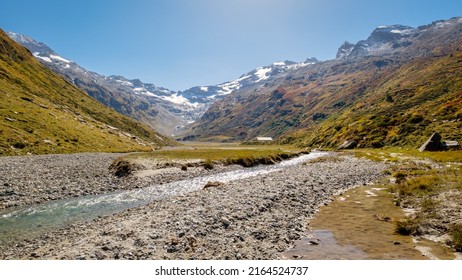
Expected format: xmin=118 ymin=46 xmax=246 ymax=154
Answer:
xmin=1 ymin=0 xmax=461 ymax=91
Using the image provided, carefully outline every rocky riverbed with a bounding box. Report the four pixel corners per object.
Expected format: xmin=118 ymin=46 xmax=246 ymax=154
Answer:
xmin=0 ymin=153 xmax=238 ymax=209
xmin=0 ymin=152 xmax=387 ymax=259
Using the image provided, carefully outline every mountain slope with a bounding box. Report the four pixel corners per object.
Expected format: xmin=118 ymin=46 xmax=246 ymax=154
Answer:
xmin=0 ymin=29 xmax=174 ymax=156
xmin=189 ymin=17 xmax=462 ymax=147
xmin=7 ymin=32 xmax=191 ymax=136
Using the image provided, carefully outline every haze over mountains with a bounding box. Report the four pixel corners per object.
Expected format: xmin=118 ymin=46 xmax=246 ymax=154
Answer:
xmin=4 ymin=16 xmax=462 ymax=151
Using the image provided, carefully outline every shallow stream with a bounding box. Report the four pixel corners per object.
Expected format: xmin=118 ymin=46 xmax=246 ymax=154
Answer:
xmin=0 ymin=152 xmax=327 ymax=246
xmin=283 ymin=184 xmax=458 ymax=259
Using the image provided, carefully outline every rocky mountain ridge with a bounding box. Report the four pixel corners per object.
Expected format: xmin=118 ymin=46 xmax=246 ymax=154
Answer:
xmin=188 ymin=17 xmax=462 ymax=147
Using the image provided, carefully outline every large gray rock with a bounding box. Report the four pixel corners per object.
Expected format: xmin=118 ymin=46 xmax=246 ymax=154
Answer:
xmin=419 ymin=133 xmax=442 ymax=152
xmin=338 ymin=140 xmax=357 ymax=150
xmin=442 ymin=140 xmax=460 ymax=150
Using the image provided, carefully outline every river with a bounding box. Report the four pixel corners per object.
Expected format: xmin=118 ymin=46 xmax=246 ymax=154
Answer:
xmin=0 ymin=152 xmax=328 ymax=246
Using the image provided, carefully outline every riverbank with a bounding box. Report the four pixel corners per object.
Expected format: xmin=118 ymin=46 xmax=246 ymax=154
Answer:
xmin=0 ymin=153 xmax=386 ymax=259
xmin=0 ymin=152 xmax=241 ymax=209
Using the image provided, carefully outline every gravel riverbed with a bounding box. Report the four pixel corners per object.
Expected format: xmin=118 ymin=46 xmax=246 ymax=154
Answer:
xmin=0 ymin=153 xmax=237 ymax=209
xmin=0 ymin=153 xmax=387 ymax=259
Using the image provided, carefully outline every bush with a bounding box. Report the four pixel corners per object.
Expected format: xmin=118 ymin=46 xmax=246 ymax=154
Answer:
xmin=407 ymin=114 xmax=424 ymax=124
xmin=12 ymin=142 xmax=27 ymax=149
xmin=395 ymin=218 xmax=418 ymax=235
xmin=392 ymin=171 xmax=407 ymax=183
xmin=450 ymin=224 xmax=462 ymax=252
xmin=385 ymin=92 xmax=394 ymax=102
xmin=203 ymin=160 xmax=214 ymax=170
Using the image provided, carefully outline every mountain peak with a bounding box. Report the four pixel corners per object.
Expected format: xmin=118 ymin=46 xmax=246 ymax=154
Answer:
xmin=336 ymin=41 xmax=355 ymax=59
xmin=7 ymin=31 xmax=57 ymax=57
xmin=368 ymin=24 xmax=415 ymax=43
xmin=337 ymin=18 xmax=462 ymax=60
xmin=337 ymin=23 xmax=417 ymax=59
xmin=304 ymin=57 xmax=319 ymax=63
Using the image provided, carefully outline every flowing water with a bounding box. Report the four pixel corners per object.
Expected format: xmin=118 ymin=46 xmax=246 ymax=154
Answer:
xmin=0 ymin=152 xmax=328 ymax=246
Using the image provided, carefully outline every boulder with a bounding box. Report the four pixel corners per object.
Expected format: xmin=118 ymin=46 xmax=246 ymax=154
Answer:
xmin=338 ymin=140 xmax=357 ymax=150
xmin=419 ymin=133 xmax=442 ymax=152
xmin=442 ymin=140 xmax=460 ymax=150
xmin=203 ymin=181 xmax=225 ymax=190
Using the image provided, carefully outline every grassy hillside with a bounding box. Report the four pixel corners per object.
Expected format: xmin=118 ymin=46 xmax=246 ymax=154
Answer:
xmin=0 ymin=29 xmax=175 ymax=156
xmin=287 ymin=49 xmax=462 ymax=148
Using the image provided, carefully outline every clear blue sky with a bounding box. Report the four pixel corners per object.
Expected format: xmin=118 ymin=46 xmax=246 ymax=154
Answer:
xmin=1 ymin=0 xmax=461 ymax=91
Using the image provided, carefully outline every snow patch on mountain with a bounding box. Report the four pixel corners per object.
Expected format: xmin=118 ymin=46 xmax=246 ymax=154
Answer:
xmin=49 ymin=54 xmax=71 ymax=63
xmin=161 ymin=93 xmax=193 ymax=105
xmin=34 ymin=53 xmax=53 ymax=63
xmin=7 ymin=30 xmax=321 ymax=133
xmin=254 ymin=67 xmax=272 ymax=82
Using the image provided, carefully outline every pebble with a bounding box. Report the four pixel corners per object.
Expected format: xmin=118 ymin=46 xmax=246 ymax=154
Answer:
xmin=0 ymin=153 xmax=387 ymax=260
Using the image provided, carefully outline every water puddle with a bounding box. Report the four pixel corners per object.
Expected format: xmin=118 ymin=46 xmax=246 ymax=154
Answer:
xmin=283 ymin=184 xmax=457 ymax=260
xmin=0 ymin=152 xmax=328 ymax=246
xmin=285 ymin=229 xmax=368 ymax=259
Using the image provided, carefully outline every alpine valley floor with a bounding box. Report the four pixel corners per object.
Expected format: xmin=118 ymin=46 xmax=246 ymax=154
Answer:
xmin=0 ymin=151 xmax=389 ymax=259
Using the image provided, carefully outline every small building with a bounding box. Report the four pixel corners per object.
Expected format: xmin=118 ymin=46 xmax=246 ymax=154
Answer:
xmin=256 ymin=137 xmax=273 ymax=142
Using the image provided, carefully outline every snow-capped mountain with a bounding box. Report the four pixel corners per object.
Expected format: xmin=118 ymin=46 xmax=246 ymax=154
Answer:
xmin=179 ymin=57 xmax=319 ymax=104
xmin=188 ymin=17 xmax=462 ymax=142
xmin=347 ymin=25 xmax=417 ymax=58
xmin=7 ymin=31 xmax=320 ymax=136
xmin=336 ymin=41 xmax=356 ymax=59
xmin=7 ymin=32 xmax=199 ymax=135
xmin=336 ymin=18 xmax=462 ymax=60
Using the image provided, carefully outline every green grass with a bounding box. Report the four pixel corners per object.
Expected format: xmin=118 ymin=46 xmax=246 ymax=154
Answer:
xmin=394 ymin=217 xmax=419 ymax=235
xmin=123 ymin=144 xmax=305 ymax=168
xmin=127 ymin=144 xmax=301 ymax=161
xmin=450 ymin=224 xmax=462 ymax=252
xmin=349 ymin=148 xmax=462 ymax=163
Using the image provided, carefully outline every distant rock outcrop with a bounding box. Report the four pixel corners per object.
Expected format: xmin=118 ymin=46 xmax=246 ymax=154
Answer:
xmin=336 ymin=41 xmax=355 ymax=59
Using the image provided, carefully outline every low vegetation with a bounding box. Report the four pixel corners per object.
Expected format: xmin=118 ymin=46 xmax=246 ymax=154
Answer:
xmin=450 ymin=224 xmax=462 ymax=252
xmin=113 ymin=143 xmax=303 ymax=175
